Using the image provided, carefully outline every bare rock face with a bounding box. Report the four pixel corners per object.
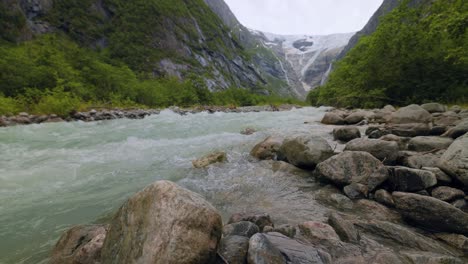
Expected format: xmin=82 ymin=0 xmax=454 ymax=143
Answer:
xmin=250 ymin=136 xmax=284 ymax=160
xmin=192 ymin=151 xmax=227 ymax=168
xmin=315 ymin=151 xmax=388 ymax=191
xmin=101 ymin=180 xmax=222 ymax=264
xmin=51 ymin=224 xmax=108 ymax=264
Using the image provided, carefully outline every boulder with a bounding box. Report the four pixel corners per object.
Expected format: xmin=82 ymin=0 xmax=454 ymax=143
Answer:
xmin=388 ymin=167 xmax=437 ymax=192
xmin=431 ymin=186 xmax=465 ymax=202
xmin=354 ymin=199 xmax=402 ymax=222
xmin=223 ymin=221 xmax=259 ymax=238
xmin=250 ymin=136 xmax=283 ymax=160
xmin=383 ymin=105 xmax=396 ymax=112
xmin=398 ymin=151 xmax=443 ymax=169
xmin=452 ymin=199 xmax=468 ymax=212
xmin=247 ymin=233 xmax=286 ymax=264
xmin=332 ymin=126 xmax=361 ymax=142
xmin=437 ymin=133 xmax=468 ymax=186
xmin=343 ymin=183 xmax=369 ymax=199
xmin=408 ymin=136 xmax=454 ymax=152
xmin=218 ymin=235 xmax=249 ymax=264
xmin=443 ymin=119 xmax=468 ymax=139
xmin=421 ymin=103 xmax=447 ymax=113
xmin=400 ymin=251 xmax=463 ymax=264
xmin=315 ymin=186 xmax=354 ymax=210
xmin=345 ymin=111 xmax=369 ymax=124
xmin=380 ymin=134 xmax=410 ymax=150
xmin=192 ymin=151 xmax=227 ymax=168
xmin=344 ymin=138 xmax=399 ymax=165
xmin=321 ymin=113 xmax=345 ymax=125
xmin=265 ymin=224 xmax=296 ymax=238
xmin=279 ymin=135 xmax=333 ymax=169
xmin=315 ymin=151 xmax=388 ymax=191
xmin=297 ymin=221 xmax=340 ymax=242
xmin=101 ymin=181 xmax=222 ymax=264
xmin=392 ymin=192 xmax=468 ymax=235
xmin=433 ymin=111 xmax=461 ymax=127
xmin=241 ymin=127 xmax=257 ymax=135
xmin=328 ymin=212 xmax=360 ymax=243
xmin=228 ymin=212 xmax=273 ymax=232
xmin=387 ymin=123 xmax=432 ymax=137
xmin=262 ymin=232 xmax=331 ymax=264
xmin=51 ymin=225 xmax=108 ymax=264
xmin=390 ymin=104 xmax=432 ymax=124
xmin=421 ymin=167 xmax=452 ymax=185
xmin=375 ymin=189 xmax=395 ymax=207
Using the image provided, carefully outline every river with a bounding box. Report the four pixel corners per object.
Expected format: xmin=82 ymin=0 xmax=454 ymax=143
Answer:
xmin=0 ymin=107 xmax=337 ymax=264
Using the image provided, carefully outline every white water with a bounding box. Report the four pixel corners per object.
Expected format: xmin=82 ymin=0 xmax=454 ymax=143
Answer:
xmin=0 ymin=107 xmax=336 ymax=264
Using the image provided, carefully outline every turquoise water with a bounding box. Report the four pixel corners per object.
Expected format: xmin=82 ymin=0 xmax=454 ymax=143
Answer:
xmin=0 ymin=107 xmax=333 ymax=263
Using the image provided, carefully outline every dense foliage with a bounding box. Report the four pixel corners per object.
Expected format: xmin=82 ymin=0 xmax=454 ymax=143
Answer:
xmin=309 ymin=0 xmax=468 ymax=108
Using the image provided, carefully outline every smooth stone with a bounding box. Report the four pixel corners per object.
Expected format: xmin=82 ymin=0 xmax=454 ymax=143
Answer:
xmin=388 ymin=166 xmax=437 ymax=192
xmin=431 ymin=186 xmax=465 ymax=202
xmin=387 ymin=123 xmax=432 ymax=137
xmin=390 ymin=104 xmax=432 ymax=124
xmin=345 ymin=138 xmax=399 ymax=165
xmin=247 ymin=233 xmax=286 ymax=264
xmin=421 ymin=167 xmax=452 ymax=185
xmin=437 ymin=133 xmax=468 ymax=186
xmin=250 ymin=136 xmax=283 ymax=160
xmin=223 ymin=221 xmax=259 ymax=238
xmin=375 ymin=189 xmax=395 ymax=207
xmin=408 ymin=136 xmax=454 ymax=152
xmin=279 ymin=134 xmax=333 ymax=169
xmin=421 ymin=103 xmax=447 ymax=113
xmin=218 ymin=235 xmax=249 ymax=264
xmin=333 ymin=126 xmax=361 ymax=142
xmin=343 ymin=183 xmax=369 ymax=199
xmin=443 ymin=119 xmax=468 ymax=139
xmin=321 ymin=113 xmax=345 ymax=125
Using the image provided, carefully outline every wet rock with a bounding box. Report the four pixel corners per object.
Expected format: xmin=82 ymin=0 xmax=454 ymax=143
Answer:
xmin=390 ymin=104 xmax=432 ymax=124
xmin=263 ymin=232 xmax=331 ymax=264
xmin=421 ymin=103 xmax=447 ymax=113
xmin=247 ymin=233 xmax=286 ymax=264
xmin=375 ymin=189 xmax=395 ymax=207
xmin=315 ymin=151 xmax=388 ymax=191
xmin=400 ymin=251 xmax=463 ymax=264
xmin=343 ymin=183 xmax=369 ymax=199
xmin=218 ymin=235 xmax=249 ymax=264
xmin=345 ymin=138 xmax=399 ymax=165
xmin=345 ymin=111 xmax=369 ymax=124
xmin=437 ymin=133 xmax=468 ymax=186
xmin=443 ymin=119 xmax=468 ymax=139
xmin=380 ymin=134 xmax=410 ymax=150
xmin=321 ymin=113 xmax=345 ymax=125
xmin=421 ymin=167 xmax=452 ymax=185
xmin=223 ymin=221 xmax=259 ymax=238
xmin=356 ymin=220 xmax=455 ymax=255
xmin=51 ymin=224 xmax=108 ymax=264
xmin=101 ymin=181 xmax=222 ymax=264
xmin=408 ymin=136 xmax=454 ymax=152
xmin=241 ymin=127 xmax=257 ymax=135
xmin=279 ymin=134 xmax=333 ymax=169
xmin=392 ymin=192 xmax=468 ymax=235
xmin=250 ymin=136 xmax=283 ymax=160
xmin=328 ymin=212 xmax=360 ymax=243
xmin=192 ymin=151 xmax=227 ymax=168
xmin=431 ymin=186 xmax=465 ymax=202
xmin=333 ymin=126 xmax=361 ymax=142
xmin=388 ymin=167 xmax=437 ymax=192
xmin=228 ymin=212 xmax=273 ymax=232
xmin=435 ymin=233 xmax=468 ymax=253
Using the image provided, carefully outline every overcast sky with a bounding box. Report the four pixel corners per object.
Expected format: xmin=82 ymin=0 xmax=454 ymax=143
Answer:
xmin=224 ymin=0 xmax=384 ymax=35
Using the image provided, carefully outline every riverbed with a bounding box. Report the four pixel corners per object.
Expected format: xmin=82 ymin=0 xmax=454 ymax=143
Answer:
xmin=0 ymin=107 xmax=336 ymax=264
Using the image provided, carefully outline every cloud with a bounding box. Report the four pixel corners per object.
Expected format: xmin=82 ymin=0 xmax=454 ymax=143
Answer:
xmin=223 ymin=0 xmax=384 ymax=35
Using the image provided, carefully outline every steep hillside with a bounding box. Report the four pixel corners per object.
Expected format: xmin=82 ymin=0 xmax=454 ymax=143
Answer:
xmin=309 ymin=0 xmax=468 ymax=107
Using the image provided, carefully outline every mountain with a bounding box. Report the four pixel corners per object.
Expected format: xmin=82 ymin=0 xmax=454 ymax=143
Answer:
xmin=309 ymin=0 xmax=467 ymax=108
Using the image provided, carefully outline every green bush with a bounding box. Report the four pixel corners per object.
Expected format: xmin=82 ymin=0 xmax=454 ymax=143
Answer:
xmin=0 ymin=96 xmax=22 ymax=115
xmin=32 ymin=87 xmax=81 ymax=117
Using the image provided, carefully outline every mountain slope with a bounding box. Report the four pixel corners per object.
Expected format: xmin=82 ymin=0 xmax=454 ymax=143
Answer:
xmin=309 ymin=0 xmax=468 ymax=107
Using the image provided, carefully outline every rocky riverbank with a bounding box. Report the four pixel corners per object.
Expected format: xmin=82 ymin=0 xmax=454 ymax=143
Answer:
xmin=51 ymin=102 xmax=468 ymax=264
xmin=0 ymin=104 xmax=300 ymax=127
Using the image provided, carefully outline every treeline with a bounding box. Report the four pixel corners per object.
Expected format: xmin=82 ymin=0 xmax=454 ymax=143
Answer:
xmin=0 ymin=35 xmax=301 ymax=116
xmin=308 ymin=0 xmax=468 ymax=108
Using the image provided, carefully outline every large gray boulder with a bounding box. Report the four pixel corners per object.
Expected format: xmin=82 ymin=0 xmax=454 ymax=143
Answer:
xmin=388 ymin=167 xmax=437 ymax=192
xmin=101 ymin=181 xmax=222 ymax=264
xmin=279 ymin=135 xmax=334 ymax=169
xmin=51 ymin=225 xmax=108 ymax=264
xmin=333 ymin=126 xmax=361 ymax=142
xmin=345 ymin=111 xmax=369 ymax=124
xmin=387 ymin=123 xmax=432 ymax=137
xmin=250 ymin=136 xmax=283 ymax=160
xmin=344 ymin=138 xmax=399 ymax=165
xmin=408 ymin=136 xmax=454 ymax=152
xmin=421 ymin=103 xmax=447 ymax=113
xmin=315 ymin=151 xmax=388 ymax=191
xmin=321 ymin=113 xmax=345 ymax=125
xmin=392 ymin=192 xmax=468 ymax=235
xmin=437 ymin=133 xmax=468 ymax=186
xmin=247 ymin=233 xmax=286 ymax=264
xmin=431 ymin=186 xmax=465 ymax=202
xmin=443 ymin=119 xmax=468 ymax=139
xmin=390 ymin=104 xmax=432 ymax=124
xmin=398 ymin=151 xmax=443 ymax=169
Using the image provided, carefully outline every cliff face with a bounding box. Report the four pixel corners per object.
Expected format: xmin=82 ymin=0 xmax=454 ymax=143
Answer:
xmin=1 ymin=0 xmax=268 ymax=93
